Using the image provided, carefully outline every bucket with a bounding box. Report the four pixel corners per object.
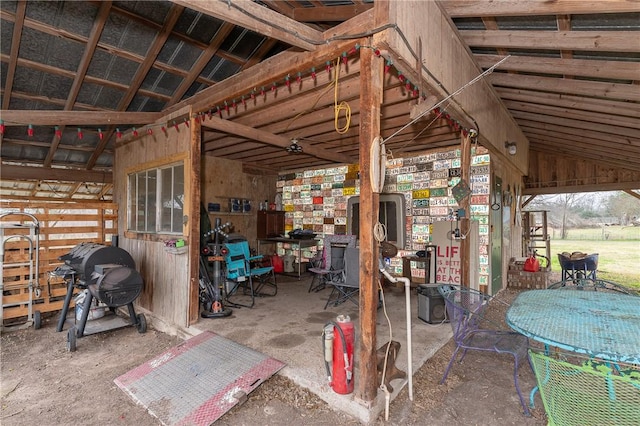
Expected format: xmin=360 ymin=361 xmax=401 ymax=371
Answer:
xmin=283 ymin=254 xmax=295 ymax=273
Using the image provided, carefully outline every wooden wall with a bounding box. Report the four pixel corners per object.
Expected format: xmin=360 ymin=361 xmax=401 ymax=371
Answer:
xmin=1 ymin=201 xmax=117 ymax=321
xmin=526 ymin=151 xmax=640 ymax=194
xmin=201 ymin=155 xmax=278 ymax=249
xmin=112 ymin=109 xmax=278 ymax=328
xmin=114 ymin=108 xmax=193 ymax=328
xmin=381 ymin=1 xmax=529 ymax=175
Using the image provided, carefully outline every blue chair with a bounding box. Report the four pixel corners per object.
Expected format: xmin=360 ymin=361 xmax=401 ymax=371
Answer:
xmin=224 ymin=241 xmax=276 ymax=308
xmin=438 ymin=285 xmax=532 ymax=416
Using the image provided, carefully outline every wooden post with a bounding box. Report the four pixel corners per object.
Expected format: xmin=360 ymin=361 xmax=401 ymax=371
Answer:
xmin=459 ymin=132 xmax=472 ymax=287
xmin=188 ymin=111 xmax=202 ymax=325
xmin=356 ymin=41 xmax=383 ymax=403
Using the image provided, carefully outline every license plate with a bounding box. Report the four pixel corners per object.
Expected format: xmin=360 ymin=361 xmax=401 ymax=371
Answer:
xmin=207 ymin=256 xmax=224 ymax=262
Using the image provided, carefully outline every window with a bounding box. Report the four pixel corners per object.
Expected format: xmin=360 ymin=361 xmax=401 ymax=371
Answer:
xmin=346 ymin=193 xmax=407 ymax=249
xmin=128 ymin=163 xmax=184 ymax=234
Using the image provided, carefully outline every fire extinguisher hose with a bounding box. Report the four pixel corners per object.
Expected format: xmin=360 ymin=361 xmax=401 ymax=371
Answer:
xmin=322 ymin=320 xmax=351 ymax=384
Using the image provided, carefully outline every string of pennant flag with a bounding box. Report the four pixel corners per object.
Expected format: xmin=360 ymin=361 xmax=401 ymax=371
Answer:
xmin=0 ymin=44 xmax=471 ymax=140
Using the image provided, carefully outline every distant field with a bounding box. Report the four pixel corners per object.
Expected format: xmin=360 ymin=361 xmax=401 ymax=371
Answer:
xmin=549 ymin=225 xmax=640 ymax=240
xmin=549 ymin=239 xmax=640 ymax=289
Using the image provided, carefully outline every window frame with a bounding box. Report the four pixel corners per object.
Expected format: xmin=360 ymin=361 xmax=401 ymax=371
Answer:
xmin=127 ymin=161 xmax=185 ymax=236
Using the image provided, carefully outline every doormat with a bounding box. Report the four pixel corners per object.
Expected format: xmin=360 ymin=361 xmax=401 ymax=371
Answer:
xmin=114 ymin=331 xmax=285 ymax=425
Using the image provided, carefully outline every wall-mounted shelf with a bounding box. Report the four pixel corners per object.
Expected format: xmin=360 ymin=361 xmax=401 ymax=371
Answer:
xmin=208 ymin=212 xmax=251 ymax=216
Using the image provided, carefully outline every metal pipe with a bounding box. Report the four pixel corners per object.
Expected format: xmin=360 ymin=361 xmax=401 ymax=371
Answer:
xmin=380 ymin=268 xmax=413 ymax=401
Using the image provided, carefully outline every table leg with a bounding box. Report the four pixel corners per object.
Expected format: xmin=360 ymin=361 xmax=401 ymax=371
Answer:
xmin=297 ymin=243 xmax=302 ymax=279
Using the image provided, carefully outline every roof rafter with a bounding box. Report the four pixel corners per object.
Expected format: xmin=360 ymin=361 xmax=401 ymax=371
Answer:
xmin=86 ymin=3 xmax=185 ymax=170
xmin=0 ymin=111 xmax=162 ymax=126
xmin=1 ymin=1 xmax=26 ymax=110
xmin=292 ymin=4 xmax=373 ymax=22
xmin=441 ymin=1 xmax=640 ymax=17
xmin=171 ymin=0 xmax=322 ymax=50
xmin=475 ymin=54 xmax=640 ymax=82
xmin=1 ymin=164 xmax=113 ymax=183
xmin=202 ymin=115 xmax=353 ymax=164
xmin=45 ymin=1 xmax=112 ymax=168
xmin=461 ymin=30 xmax=638 ymax=53
xmin=490 ymin=73 xmax=640 ymax=102
xmin=168 ymin=22 xmax=236 ymax=105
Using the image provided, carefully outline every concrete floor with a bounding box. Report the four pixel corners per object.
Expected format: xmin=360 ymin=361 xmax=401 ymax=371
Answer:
xmin=188 ymin=273 xmax=452 ymax=423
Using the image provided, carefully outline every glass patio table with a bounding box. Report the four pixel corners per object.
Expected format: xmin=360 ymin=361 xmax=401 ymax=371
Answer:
xmin=506 ymin=289 xmax=640 ymax=365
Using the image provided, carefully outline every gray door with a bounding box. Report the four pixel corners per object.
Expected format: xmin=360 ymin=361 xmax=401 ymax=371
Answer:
xmin=490 ymin=176 xmax=502 ymax=295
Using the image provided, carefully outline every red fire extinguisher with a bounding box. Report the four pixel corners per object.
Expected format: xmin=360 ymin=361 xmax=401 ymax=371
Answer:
xmin=323 ymin=314 xmax=354 ymax=394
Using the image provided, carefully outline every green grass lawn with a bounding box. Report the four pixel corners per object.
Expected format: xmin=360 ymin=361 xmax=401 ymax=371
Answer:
xmin=550 ymin=225 xmax=640 ymax=241
xmin=549 ymin=239 xmax=640 ymax=289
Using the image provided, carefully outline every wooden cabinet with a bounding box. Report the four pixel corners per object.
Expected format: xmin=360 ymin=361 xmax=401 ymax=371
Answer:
xmin=257 ymin=211 xmax=285 ymax=238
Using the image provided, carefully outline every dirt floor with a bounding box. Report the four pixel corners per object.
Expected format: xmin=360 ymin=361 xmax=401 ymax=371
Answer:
xmin=1 ymin=288 xmax=548 ymax=425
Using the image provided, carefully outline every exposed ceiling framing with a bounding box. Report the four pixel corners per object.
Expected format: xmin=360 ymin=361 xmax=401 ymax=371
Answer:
xmin=1 ymin=0 xmax=638 ymax=201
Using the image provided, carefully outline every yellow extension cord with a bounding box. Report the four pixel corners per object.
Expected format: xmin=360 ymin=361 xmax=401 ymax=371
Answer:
xmin=333 ymin=59 xmax=351 ymax=135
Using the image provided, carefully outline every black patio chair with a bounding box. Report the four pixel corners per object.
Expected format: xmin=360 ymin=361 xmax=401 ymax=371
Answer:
xmin=308 ymin=235 xmax=355 ymax=293
xmin=324 ymin=247 xmax=360 ymax=309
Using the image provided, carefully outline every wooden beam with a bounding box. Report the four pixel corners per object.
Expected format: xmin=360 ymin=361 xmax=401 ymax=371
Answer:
xmin=201 ymin=115 xmax=353 ymax=163
xmin=45 ymin=1 xmax=112 ymax=168
xmin=441 ymin=1 xmax=640 ymax=17
xmin=496 ymin=88 xmax=640 ymax=119
xmin=0 ymin=54 xmax=172 ymax=102
xmin=1 ymin=164 xmax=113 ymax=183
xmin=356 ymin=42 xmax=383 ymax=404
xmin=168 ymin=22 xmax=235 ymax=105
xmin=490 ymin=73 xmax=640 ymax=102
xmin=511 ymin=110 xmax=638 ymax=139
xmin=475 ymin=54 xmax=640 ymax=82
xmin=522 ymin=128 xmax=640 ymax=158
xmin=517 ymin=119 xmax=638 ymax=147
xmin=0 ymin=110 xmax=162 ymax=126
xmin=165 ymin=37 xmax=358 ymax=116
xmin=85 ymin=4 xmax=184 ymax=170
xmin=259 ymin=1 xmax=294 ymax=18
xmin=2 ymin=1 xmax=26 ymax=110
xmin=383 ymin=1 xmax=529 ymax=173
xmin=292 ymin=4 xmax=373 ymax=22
xmin=504 ymin=100 xmax=639 ymax=130
xmin=624 ymin=190 xmax=640 ymax=201
xmin=525 ymin=180 xmax=640 ymax=195
xmin=188 ymin=114 xmax=201 ymax=325
xmin=461 ymin=30 xmax=637 ymax=53
xmin=100 ymin=0 xmax=245 ymax=65
xmin=0 ymin=9 xmax=223 ymax=85
xmin=171 ymin=0 xmax=322 ymax=50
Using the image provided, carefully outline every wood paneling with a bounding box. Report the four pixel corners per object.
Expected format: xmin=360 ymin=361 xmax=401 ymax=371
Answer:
xmin=1 ymin=201 xmax=117 ymax=320
xmin=382 ymin=1 xmax=529 ymax=174
xmin=525 ymin=151 xmax=640 ymax=194
xmin=114 ymin=107 xmax=194 ymax=328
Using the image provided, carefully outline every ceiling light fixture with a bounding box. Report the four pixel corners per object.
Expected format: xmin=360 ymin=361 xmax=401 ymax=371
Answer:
xmin=286 ymin=138 xmax=303 ymax=153
xmin=505 ymin=141 xmax=517 ymax=156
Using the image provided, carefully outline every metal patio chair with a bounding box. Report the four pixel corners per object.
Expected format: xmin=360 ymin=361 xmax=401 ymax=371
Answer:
xmin=529 ymin=350 xmax=640 ymax=426
xmin=224 ymin=241 xmax=276 ymax=308
xmin=438 ymin=285 xmax=532 ymax=416
xmin=308 ymin=235 xmax=356 ymax=293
